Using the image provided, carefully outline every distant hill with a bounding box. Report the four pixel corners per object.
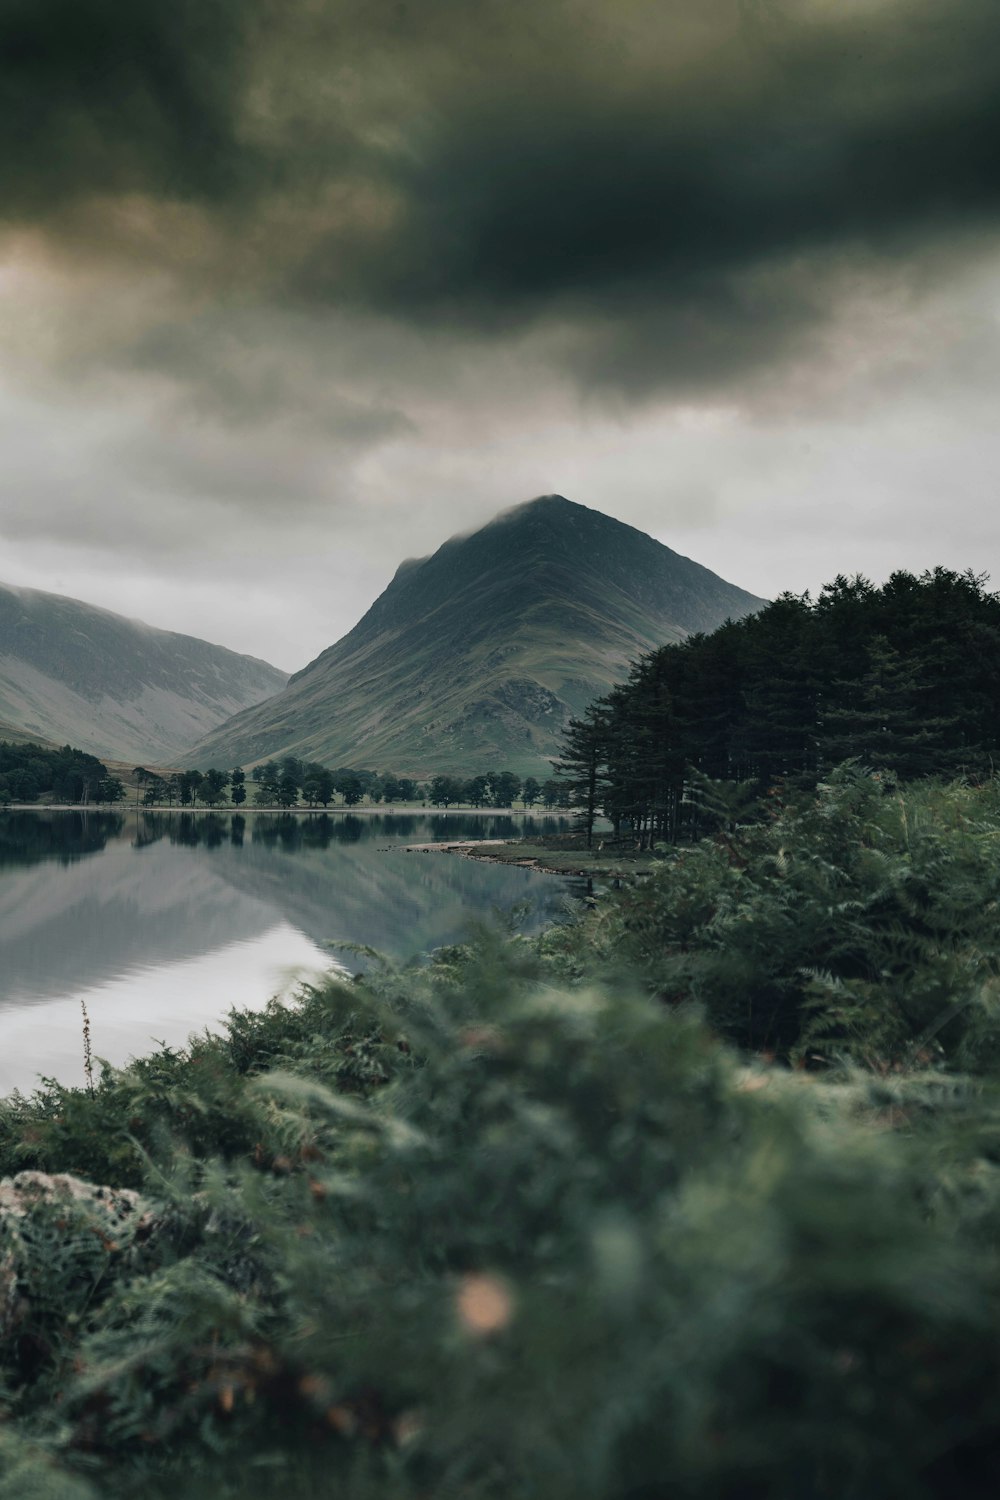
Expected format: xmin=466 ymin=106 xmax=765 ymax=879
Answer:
xmin=0 ymin=582 xmax=288 ymax=764
xmin=184 ymin=495 xmax=766 ymax=777
xmin=0 ymin=719 xmax=58 ymax=750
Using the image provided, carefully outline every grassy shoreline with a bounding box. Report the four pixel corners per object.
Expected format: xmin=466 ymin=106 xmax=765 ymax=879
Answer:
xmin=460 ymin=835 xmax=658 ymax=877
xmin=2 ymin=800 xmax=577 ymax=817
xmin=404 ymin=833 xmax=660 ymax=878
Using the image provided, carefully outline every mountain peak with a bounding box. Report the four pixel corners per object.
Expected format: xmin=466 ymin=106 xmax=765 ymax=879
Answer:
xmin=480 ymin=495 xmax=685 ymax=567
xmin=184 ymin=497 xmax=766 ymax=776
xmin=496 ymin=492 xmax=574 ymax=517
xmin=487 ymin=493 xmax=606 ymax=533
xmin=395 ymin=495 xmax=659 ymax=582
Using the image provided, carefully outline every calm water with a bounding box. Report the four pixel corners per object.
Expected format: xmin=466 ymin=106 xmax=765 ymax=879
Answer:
xmin=0 ymin=809 xmax=575 ymax=1095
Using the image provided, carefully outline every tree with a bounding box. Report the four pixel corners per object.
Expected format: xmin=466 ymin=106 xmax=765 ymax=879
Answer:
xmin=546 ymin=566 xmax=1000 ymax=839
xmin=279 ymin=756 xmax=304 ymax=792
xmin=252 ymin=762 xmax=281 ymax=806
xmin=601 ymin=666 xmax=685 ymax=847
xmin=541 ymin=778 xmax=569 ymax=809
xmin=200 ymin=768 xmax=229 ymax=807
xmin=303 ymin=766 xmax=335 ymax=807
xmin=492 ymin=771 xmax=521 ymax=808
xmin=335 ymin=772 xmax=363 ymax=807
xmin=142 ymin=776 xmax=167 ymax=806
xmin=230 ymin=767 xmax=247 ymax=807
xmin=818 ymin=635 xmax=962 ymax=778
xmin=178 ymin=770 xmax=204 ymax=807
xmin=521 ymin=776 xmax=541 ymax=808
xmin=464 ymin=775 xmax=489 ymax=808
xmin=430 ymin=776 xmax=464 ymax=807
xmin=739 ymin=593 xmax=821 ymax=789
xmin=277 ymin=773 xmax=300 ymax=808
xmin=553 ymin=708 xmax=611 ymax=849
xmin=48 ymin=747 xmax=108 ymax=804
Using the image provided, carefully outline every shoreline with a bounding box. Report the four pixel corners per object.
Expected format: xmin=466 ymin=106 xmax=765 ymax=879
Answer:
xmin=2 ymin=803 xmax=575 ymax=818
xmin=401 ymin=837 xmax=652 ymax=879
xmin=402 ymin=838 xmax=584 ymax=875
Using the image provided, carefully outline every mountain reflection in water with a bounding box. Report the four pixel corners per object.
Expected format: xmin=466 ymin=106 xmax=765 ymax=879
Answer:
xmin=0 ymin=810 xmax=572 ymax=1093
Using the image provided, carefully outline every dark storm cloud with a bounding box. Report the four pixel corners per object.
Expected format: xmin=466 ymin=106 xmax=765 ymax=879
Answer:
xmin=324 ymin=37 xmax=1000 ymax=318
xmin=5 ymin=0 xmax=1000 ymax=396
xmin=307 ymin=0 xmax=1000 ymax=392
xmin=0 ymin=0 xmax=262 ymax=208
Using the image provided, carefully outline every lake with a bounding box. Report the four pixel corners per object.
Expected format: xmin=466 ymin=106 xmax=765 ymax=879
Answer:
xmin=0 ymin=809 xmax=576 ymax=1096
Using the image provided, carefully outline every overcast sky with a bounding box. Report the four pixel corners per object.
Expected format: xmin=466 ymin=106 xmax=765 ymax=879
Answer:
xmin=3 ymin=0 xmax=1000 ymax=672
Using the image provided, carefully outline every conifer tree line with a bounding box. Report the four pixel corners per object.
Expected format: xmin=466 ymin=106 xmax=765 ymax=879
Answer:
xmin=133 ymin=760 xmax=567 ymax=810
xmin=555 ymin=568 xmax=1000 ymax=846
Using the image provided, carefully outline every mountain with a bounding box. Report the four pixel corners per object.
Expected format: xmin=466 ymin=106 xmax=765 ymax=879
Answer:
xmin=0 ymin=582 xmax=288 ymax=764
xmin=0 ymin=718 xmax=58 ymax=749
xmin=184 ymin=495 xmax=766 ymax=777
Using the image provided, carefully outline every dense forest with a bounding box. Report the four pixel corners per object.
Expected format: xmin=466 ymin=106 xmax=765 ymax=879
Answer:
xmin=556 ymin=568 xmax=1000 ymax=845
xmin=0 ymin=742 xmax=120 ymax=806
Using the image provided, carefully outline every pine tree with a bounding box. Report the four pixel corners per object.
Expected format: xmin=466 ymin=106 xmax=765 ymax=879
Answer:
xmin=552 ymin=705 xmax=611 ymax=848
xmin=739 ymin=594 xmax=821 ymax=788
xmin=819 ymin=634 xmax=962 ymax=777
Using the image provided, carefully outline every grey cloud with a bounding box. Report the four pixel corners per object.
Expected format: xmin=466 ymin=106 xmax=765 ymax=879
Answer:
xmin=6 ymin=0 xmax=1000 ymax=676
xmin=5 ymin=0 xmax=1000 ymax=398
xmin=125 ymin=313 xmax=416 ymax=439
xmin=0 ymin=0 xmax=261 ymax=209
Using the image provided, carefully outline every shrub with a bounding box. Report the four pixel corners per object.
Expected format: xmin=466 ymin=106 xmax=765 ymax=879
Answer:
xmin=1 ymin=953 xmax=1000 ymax=1495
xmin=586 ymin=767 xmax=1000 ymax=1066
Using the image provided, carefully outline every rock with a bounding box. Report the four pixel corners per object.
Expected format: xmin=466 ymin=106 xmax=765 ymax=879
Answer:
xmin=0 ymin=1171 xmax=146 ymax=1225
xmin=0 ymin=1172 xmax=159 ymax=1342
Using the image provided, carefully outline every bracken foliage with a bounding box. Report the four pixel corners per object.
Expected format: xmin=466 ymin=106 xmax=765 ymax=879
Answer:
xmin=568 ymin=766 xmax=1000 ymax=1066
xmin=4 ymin=774 xmax=1000 ymax=1494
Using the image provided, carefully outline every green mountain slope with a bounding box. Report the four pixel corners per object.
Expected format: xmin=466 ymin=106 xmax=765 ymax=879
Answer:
xmin=0 ymin=582 xmax=288 ymax=764
xmin=185 ymin=495 xmax=766 ymax=776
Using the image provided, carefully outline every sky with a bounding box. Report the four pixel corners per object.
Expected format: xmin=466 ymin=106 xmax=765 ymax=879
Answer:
xmin=3 ymin=0 xmax=1000 ymax=673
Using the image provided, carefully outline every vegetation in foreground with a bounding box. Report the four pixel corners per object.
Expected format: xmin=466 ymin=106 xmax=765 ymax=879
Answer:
xmin=4 ymin=770 xmax=1000 ymax=1496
